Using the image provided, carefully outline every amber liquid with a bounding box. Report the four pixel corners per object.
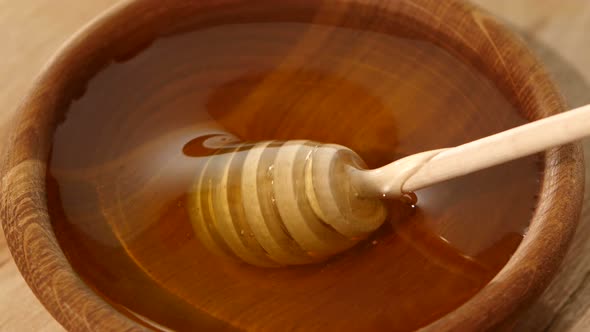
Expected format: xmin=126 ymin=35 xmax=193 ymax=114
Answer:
xmin=48 ymin=17 xmax=540 ymax=332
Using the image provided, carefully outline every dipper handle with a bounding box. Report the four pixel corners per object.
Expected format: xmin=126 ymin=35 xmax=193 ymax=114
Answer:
xmin=351 ymin=104 xmax=590 ymax=197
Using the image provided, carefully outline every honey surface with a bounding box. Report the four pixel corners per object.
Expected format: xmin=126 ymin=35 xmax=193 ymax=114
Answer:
xmin=48 ymin=17 xmax=540 ymax=331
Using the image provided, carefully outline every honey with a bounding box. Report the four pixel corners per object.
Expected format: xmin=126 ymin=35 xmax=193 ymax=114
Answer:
xmin=47 ymin=14 xmax=540 ymax=331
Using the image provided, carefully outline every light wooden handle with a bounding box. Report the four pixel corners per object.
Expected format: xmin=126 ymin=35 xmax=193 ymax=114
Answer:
xmin=355 ymin=104 xmax=590 ymax=196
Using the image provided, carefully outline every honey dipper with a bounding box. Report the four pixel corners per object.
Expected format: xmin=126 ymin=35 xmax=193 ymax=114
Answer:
xmin=188 ymin=104 xmax=590 ymax=267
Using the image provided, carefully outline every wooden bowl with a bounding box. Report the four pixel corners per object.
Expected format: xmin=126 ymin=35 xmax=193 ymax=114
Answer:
xmin=0 ymin=0 xmax=584 ymax=331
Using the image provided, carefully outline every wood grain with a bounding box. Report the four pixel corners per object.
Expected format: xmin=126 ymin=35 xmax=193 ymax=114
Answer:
xmin=470 ymin=2 xmax=590 ymax=331
xmin=0 ymin=2 xmax=119 ymax=331
xmin=0 ymin=0 xmax=589 ymax=331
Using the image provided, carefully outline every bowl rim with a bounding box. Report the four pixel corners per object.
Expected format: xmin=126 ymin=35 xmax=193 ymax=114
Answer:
xmin=0 ymin=0 xmax=584 ymax=331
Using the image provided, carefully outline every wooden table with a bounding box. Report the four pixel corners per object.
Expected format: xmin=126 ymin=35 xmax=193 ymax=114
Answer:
xmin=0 ymin=0 xmax=589 ymax=330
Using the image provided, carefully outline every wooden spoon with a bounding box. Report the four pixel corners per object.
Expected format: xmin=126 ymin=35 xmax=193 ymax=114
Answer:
xmin=188 ymin=104 xmax=590 ymax=267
